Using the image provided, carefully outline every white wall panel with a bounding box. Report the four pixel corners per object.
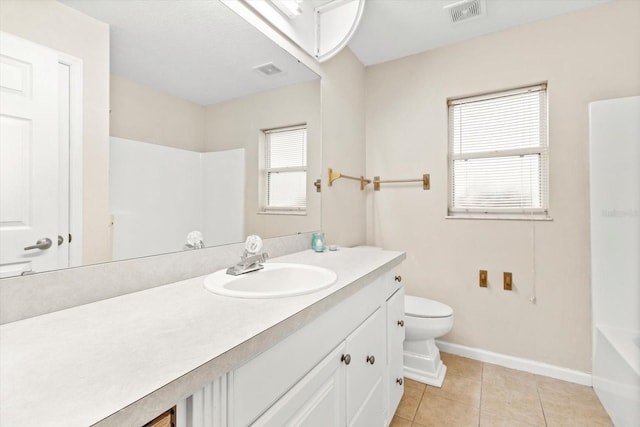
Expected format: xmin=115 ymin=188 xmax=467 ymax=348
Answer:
xmin=202 ymin=149 xmax=244 ymax=247
xmin=110 ymin=138 xmax=244 ymax=260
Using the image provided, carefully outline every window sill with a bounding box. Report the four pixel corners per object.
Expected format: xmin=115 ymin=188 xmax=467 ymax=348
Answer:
xmin=258 ymin=210 xmax=307 ymax=216
xmin=445 ymin=214 xmax=553 ymax=221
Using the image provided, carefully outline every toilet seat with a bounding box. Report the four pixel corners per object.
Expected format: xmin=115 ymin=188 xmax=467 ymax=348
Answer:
xmin=405 ymin=295 xmax=453 ymax=318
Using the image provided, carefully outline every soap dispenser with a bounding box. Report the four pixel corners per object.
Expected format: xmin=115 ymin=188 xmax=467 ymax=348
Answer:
xmin=311 ymin=232 xmax=325 ymax=252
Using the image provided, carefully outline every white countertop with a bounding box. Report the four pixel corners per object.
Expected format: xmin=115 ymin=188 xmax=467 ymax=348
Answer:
xmin=0 ymin=247 xmax=404 ymax=427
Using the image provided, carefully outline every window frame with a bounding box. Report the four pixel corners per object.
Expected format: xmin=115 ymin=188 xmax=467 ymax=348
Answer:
xmin=260 ymin=124 xmax=308 ymax=215
xmin=447 ymin=84 xmax=550 ymax=220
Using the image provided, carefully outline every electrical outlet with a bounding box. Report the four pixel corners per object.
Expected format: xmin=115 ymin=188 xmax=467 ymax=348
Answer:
xmin=479 ymin=270 xmax=488 ymax=287
xmin=504 ymin=272 xmax=513 ymax=291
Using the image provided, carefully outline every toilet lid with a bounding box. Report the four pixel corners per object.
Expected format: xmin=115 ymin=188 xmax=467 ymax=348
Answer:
xmin=405 ymin=295 xmax=453 ymax=318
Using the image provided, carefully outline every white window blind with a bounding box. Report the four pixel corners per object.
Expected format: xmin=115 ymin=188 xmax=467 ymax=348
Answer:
xmin=263 ymin=125 xmax=307 ymax=212
xmin=448 ymin=84 xmax=548 ymax=217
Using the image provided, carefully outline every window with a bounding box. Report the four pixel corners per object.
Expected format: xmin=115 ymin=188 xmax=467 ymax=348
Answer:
xmin=448 ymin=84 xmax=548 ymax=218
xmin=261 ymin=125 xmax=307 ymax=213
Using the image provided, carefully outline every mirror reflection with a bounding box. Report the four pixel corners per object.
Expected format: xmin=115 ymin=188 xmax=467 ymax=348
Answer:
xmin=0 ymin=0 xmax=321 ymax=278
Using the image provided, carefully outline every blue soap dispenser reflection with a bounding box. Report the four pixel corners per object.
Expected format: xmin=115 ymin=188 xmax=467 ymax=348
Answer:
xmin=311 ymin=232 xmax=325 ymax=252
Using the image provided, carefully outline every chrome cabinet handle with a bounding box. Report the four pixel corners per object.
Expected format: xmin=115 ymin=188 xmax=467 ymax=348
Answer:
xmin=58 ymin=235 xmax=64 ymax=246
xmin=397 ymin=320 xmax=404 ymax=327
xmin=341 ymin=354 xmax=351 ymax=365
xmin=395 ymin=275 xmax=402 ymax=282
xmin=396 ymin=378 xmax=403 ymax=385
xmin=366 ymin=355 xmax=375 ymax=365
xmin=23 ymin=238 xmax=52 ymax=251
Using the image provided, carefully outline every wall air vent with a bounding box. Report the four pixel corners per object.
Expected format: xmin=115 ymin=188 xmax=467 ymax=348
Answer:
xmin=444 ymin=0 xmax=486 ymax=24
xmin=253 ymin=62 xmax=284 ymax=77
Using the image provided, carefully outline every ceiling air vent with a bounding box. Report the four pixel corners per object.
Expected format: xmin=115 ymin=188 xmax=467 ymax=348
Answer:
xmin=253 ymin=62 xmax=284 ymax=77
xmin=444 ymin=0 xmax=486 ymax=24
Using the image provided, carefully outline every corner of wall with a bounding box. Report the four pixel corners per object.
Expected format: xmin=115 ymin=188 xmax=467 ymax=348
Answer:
xmin=320 ymin=48 xmax=367 ymax=247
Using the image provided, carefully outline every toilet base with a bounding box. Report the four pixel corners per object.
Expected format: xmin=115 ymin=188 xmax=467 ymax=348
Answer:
xmin=403 ymin=338 xmax=447 ymax=387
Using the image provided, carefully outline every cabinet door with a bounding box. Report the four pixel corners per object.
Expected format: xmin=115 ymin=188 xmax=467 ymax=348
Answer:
xmin=253 ymin=343 xmax=346 ymax=427
xmin=386 ymin=287 xmax=405 ymax=420
xmin=346 ymin=307 xmax=385 ymax=427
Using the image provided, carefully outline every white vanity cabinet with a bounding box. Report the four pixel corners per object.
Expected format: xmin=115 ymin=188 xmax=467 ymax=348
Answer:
xmin=230 ymin=270 xmax=403 ymax=427
xmin=179 ymin=269 xmax=404 ymax=427
xmin=252 ymin=307 xmax=386 ymax=427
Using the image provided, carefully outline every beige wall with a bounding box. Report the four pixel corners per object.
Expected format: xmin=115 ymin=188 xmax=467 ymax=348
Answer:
xmin=110 ymin=75 xmax=206 ymax=152
xmin=204 ymin=80 xmax=322 ymax=238
xmin=321 ymin=48 xmax=367 ymax=247
xmin=364 ymin=0 xmax=640 ymax=372
xmin=0 ymin=0 xmax=111 ymax=265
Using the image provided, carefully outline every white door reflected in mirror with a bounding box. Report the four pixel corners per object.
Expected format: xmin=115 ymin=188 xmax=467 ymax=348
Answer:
xmin=0 ymin=33 xmax=67 ymax=278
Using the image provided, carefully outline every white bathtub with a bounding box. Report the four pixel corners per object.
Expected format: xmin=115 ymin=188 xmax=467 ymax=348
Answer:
xmin=590 ymin=97 xmax=640 ymax=427
xmin=593 ymin=326 xmax=640 ymax=427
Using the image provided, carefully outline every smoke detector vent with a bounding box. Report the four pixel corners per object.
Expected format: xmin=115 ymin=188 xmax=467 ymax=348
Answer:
xmin=445 ymin=0 xmax=486 ymax=24
xmin=253 ymin=62 xmax=284 ymax=77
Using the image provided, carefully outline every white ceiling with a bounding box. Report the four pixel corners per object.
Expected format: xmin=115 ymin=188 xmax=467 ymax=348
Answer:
xmin=60 ymin=0 xmax=611 ymax=105
xmin=60 ymin=0 xmax=319 ymax=105
xmin=348 ymin=0 xmax=611 ymax=66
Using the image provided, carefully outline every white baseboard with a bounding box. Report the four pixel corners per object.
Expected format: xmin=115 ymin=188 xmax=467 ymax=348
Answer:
xmin=435 ymin=340 xmax=592 ymax=386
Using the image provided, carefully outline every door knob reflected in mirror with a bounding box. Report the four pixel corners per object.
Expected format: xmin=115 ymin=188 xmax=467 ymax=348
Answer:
xmin=23 ymin=238 xmax=53 ymax=251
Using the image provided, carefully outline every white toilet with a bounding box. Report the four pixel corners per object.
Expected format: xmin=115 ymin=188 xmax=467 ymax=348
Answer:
xmin=403 ymin=295 xmax=454 ymax=387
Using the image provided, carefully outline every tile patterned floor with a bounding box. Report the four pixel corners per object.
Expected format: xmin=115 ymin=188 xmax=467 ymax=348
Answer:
xmin=391 ymin=353 xmax=613 ymax=427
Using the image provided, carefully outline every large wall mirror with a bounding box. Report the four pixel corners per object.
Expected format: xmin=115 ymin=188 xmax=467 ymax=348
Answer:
xmin=0 ymin=0 xmax=321 ymax=278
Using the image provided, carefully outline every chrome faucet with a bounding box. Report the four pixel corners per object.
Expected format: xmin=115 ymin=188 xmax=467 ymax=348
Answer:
xmin=226 ymin=235 xmax=269 ymax=276
xmin=226 ymin=250 xmax=269 ymax=276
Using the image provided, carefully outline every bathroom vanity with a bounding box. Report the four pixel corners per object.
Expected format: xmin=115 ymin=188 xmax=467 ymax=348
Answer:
xmin=0 ymin=246 xmax=405 ymax=426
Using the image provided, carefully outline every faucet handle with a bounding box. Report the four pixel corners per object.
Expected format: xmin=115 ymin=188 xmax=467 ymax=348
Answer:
xmin=245 ymin=235 xmax=263 ymax=254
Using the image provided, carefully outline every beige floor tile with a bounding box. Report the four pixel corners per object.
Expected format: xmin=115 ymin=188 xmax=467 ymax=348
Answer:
xmin=404 ymin=377 xmax=427 ymax=393
xmin=424 ymin=373 xmax=482 ymax=408
xmin=537 ymin=377 xmax=613 ymax=426
xmin=394 ymin=359 xmax=615 ymax=427
xmin=479 ymin=410 xmax=541 ymax=427
xmin=483 ymin=363 xmax=538 ymax=389
xmin=414 ymin=394 xmax=480 ymax=427
xmin=481 ymin=366 xmax=545 ymax=426
xmin=542 ymin=401 xmax=613 ymax=427
xmin=395 ymin=383 xmax=424 ymax=421
xmin=480 ymin=389 xmax=545 ymax=426
xmin=441 ymin=352 xmax=483 ymax=381
xmin=390 ymin=415 xmax=413 ymax=427
xmin=537 ymin=376 xmax=604 ymax=404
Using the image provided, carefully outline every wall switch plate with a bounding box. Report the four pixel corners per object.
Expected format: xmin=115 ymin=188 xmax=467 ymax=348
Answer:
xmin=504 ymin=272 xmax=513 ymax=290
xmin=479 ymin=270 xmax=488 ymax=287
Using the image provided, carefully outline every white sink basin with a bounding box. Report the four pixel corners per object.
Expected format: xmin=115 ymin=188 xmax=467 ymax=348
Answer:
xmin=203 ymin=263 xmax=338 ymax=298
